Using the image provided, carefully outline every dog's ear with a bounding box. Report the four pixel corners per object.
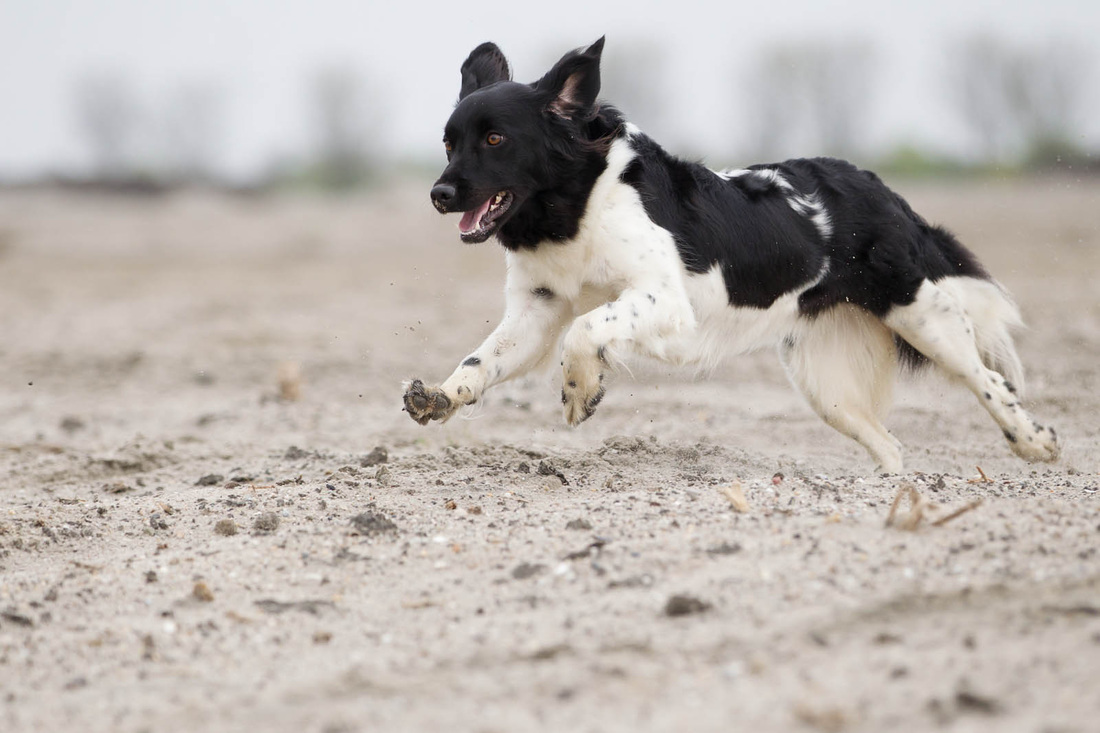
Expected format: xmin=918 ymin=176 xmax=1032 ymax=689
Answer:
xmin=459 ymin=42 xmax=512 ymax=100
xmin=535 ymin=36 xmax=605 ymax=121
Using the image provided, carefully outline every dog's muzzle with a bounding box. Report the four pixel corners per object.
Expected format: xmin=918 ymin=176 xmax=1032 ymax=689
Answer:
xmin=430 ymin=183 xmax=457 ymax=213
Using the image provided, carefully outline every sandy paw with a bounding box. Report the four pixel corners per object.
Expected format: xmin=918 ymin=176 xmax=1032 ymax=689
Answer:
xmin=561 ymin=357 xmax=605 ymax=426
xmin=402 ymin=379 xmax=455 ymax=425
xmin=1006 ymin=422 xmax=1060 ymax=463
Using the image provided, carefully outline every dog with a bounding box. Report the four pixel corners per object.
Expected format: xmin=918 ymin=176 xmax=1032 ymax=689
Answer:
xmin=402 ymin=37 xmax=1060 ymax=473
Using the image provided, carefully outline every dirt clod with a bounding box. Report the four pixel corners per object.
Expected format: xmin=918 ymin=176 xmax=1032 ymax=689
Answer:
xmin=196 ymin=474 xmax=224 ymax=486
xmin=214 ymin=519 xmax=238 ymax=536
xmin=254 ymin=599 xmax=334 ymax=615
xmin=512 ymin=562 xmax=546 ymax=580
xmin=565 ymin=518 xmax=592 ymax=531
xmin=1 ymin=610 xmax=34 ymax=628
xmin=537 ymin=460 xmax=569 ymax=485
xmin=360 ymin=446 xmax=389 ymax=467
xmin=351 ymin=511 xmax=397 ymax=535
xmin=192 ymin=582 xmax=214 ymax=602
xmin=706 ymin=542 xmax=742 ymax=556
xmin=283 ymin=446 xmax=313 ymax=461
xmin=664 ymin=595 xmax=711 ymax=617
xmin=252 ymin=512 xmax=279 ymax=533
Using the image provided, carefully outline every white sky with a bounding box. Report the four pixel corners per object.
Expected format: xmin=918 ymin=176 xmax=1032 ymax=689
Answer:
xmin=1 ymin=0 xmax=1097 ymax=179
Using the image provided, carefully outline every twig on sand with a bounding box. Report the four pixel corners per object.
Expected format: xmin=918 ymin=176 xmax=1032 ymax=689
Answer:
xmin=930 ymin=498 xmax=983 ymax=527
xmin=719 ymin=480 xmax=750 ymax=513
xmin=885 ymin=483 xmax=927 ymax=531
xmin=966 ymin=466 xmax=994 ymax=484
xmin=886 ymin=483 xmax=984 ymax=531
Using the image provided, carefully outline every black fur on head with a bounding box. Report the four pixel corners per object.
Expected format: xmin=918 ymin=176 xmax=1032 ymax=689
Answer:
xmin=430 ymin=37 xmax=623 ymax=248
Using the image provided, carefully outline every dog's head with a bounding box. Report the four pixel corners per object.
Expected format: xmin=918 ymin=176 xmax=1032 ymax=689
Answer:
xmin=430 ymin=37 xmax=606 ymax=243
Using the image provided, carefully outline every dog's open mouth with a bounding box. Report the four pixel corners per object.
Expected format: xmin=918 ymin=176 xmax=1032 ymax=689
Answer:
xmin=458 ymin=191 xmax=513 ymax=243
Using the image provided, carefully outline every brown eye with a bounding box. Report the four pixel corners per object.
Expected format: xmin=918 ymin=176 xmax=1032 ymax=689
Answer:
xmin=443 ymin=139 xmax=453 ymax=153
xmin=486 ymin=132 xmax=503 ymax=146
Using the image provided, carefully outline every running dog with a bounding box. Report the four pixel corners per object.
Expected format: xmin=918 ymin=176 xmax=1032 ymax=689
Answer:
xmin=402 ymin=37 xmax=1060 ymax=472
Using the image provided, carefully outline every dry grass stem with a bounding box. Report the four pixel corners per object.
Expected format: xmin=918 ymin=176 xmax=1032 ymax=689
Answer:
xmin=887 ymin=483 xmax=985 ymax=530
xmin=966 ymin=466 xmax=994 ymax=484
xmin=930 ymin=498 xmax=984 ymax=526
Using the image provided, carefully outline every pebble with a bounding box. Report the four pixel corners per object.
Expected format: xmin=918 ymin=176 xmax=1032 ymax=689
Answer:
xmin=252 ymin=513 xmax=279 ymax=533
xmin=350 ymin=511 xmax=397 ymax=535
xmin=360 ymin=446 xmax=389 ymax=467
xmin=512 ymin=562 xmax=546 ymax=580
xmin=664 ymin=594 xmax=711 ymax=617
xmin=214 ymin=519 xmax=238 ymax=536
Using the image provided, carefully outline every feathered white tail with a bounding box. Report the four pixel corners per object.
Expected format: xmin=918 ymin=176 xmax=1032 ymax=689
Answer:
xmin=936 ymin=276 xmax=1026 ymax=394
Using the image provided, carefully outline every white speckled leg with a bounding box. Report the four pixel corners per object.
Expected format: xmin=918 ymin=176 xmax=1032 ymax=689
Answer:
xmin=885 ymin=279 xmax=1058 ymax=462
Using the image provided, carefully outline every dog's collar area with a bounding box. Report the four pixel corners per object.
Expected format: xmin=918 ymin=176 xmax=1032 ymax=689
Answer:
xmin=458 ymin=191 xmax=514 ymax=243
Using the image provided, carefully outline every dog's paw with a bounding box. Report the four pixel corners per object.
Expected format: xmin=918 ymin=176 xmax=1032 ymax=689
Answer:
xmin=561 ymin=356 xmax=605 ymax=427
xmin=402 ymin=379 xmax=455 ymax=425
xmin=1005 ymin=422 xmax=1060 ymax=463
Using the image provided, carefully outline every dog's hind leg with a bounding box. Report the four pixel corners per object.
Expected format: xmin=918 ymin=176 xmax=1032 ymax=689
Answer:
xmin=884 ymin=278 xmax=1059 ymax=462
xmin=781 ymin=305 xmax=904 ymax=473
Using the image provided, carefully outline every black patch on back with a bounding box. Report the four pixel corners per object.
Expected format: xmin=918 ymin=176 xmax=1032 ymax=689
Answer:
xmin=620 ymin=136 xmax=823 ymax=308
xmin=618 ymin=137 xmax=990 ymax=315
xmin=782 ymin=158 xmax=988 ymax=317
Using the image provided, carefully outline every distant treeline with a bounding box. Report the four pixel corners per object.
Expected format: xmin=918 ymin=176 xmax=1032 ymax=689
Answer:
xmin=7 ymin=33 xmax=1096 ymax=194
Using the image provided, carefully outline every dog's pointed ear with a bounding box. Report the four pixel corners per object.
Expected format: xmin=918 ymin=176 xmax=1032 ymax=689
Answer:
xmin=459 ymin=42 xmax=512 ymax=100
xmin=535 ymin=36 xmax=605 ymax=121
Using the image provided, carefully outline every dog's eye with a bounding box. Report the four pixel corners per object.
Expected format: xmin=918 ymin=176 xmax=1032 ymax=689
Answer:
xmin=443 ymin=139 xmax=453 ymax=154
xmin=486 ymin=133 xmax=503 ymax=146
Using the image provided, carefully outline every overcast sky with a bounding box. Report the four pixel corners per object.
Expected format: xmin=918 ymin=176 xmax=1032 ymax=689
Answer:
xmin=1 ymin=0 xmax=1097 ymax=179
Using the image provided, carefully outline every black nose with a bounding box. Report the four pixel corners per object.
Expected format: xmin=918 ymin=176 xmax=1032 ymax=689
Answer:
xmin=430 ymin=183 xmax=456 ymax=211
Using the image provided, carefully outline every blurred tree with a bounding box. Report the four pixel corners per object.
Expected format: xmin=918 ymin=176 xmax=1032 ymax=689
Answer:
xmin=308 ymin=66 xmax=377 ymax=190
xmin=162 ymin=81 xmax=225 ymax=183
xmin=947 ymin=35 xmax=1089 ymax=165
xmin=73 ymin=73 xmax=141 ymax=179
xmin=1013 ymin=41 xmax=1090 ymax=166
xmin=947 ymin=35 xmax=1021 ymax=162
xmin=740 ymin=41 xmax=874 ymax=162
xmin=742 ymin=47 xmax=803 ymax=161
xmin=802 ymin=42 xmax=874 ymax=158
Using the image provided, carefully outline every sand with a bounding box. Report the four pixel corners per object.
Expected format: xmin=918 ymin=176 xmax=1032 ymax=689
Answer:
xmin=1 ymin=178 xmax=1098 ymax=732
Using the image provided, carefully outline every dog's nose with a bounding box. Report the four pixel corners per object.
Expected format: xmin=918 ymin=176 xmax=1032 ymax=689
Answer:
xmin=430 ymin=183 xmax=456 ymax=211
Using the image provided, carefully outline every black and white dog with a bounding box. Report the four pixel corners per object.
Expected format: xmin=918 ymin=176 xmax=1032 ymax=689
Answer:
xmin=403 ymin=37 xmax=1060 ymax=472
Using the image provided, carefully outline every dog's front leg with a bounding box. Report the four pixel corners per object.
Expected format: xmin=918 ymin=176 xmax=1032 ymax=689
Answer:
xmin=561 ymin=285 xmax=694 ymax=425
xmin=403 ymin=280 xmax=570 ymax=425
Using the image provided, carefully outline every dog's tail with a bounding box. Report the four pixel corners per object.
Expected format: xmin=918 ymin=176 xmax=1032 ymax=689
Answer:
xmin=896 ymin=275 xmax=1026 ymax=394
xmin=935 ymin=275 xmax=1026 ymax=393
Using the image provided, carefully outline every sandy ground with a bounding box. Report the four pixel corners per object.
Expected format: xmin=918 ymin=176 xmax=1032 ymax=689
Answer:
xmin=1 ymin=178 xmax=1098 ymax=733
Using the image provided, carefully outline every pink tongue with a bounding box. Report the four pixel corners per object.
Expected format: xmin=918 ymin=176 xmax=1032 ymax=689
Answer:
xmin=458 ymin=198 xmax=493 ymax=234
